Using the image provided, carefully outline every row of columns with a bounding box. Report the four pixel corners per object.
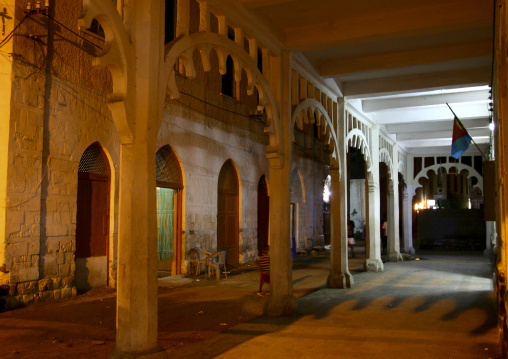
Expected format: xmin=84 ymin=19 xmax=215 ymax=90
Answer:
xmin=99 ymin=2 xmax=409 ymax=357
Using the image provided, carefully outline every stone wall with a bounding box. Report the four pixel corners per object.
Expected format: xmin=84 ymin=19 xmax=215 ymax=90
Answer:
xmin=1 ymin=0 xmax=330 ymax=305
xmin=291 ymin=154 xmax=326 ymax=249
xmin=3 ymin=0 xmax=119 ymax=305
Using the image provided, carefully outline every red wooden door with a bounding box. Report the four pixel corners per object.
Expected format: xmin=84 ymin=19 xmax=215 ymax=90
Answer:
xmin=76 ymin=173 xmax=109 ymax=258
xmin=218 ymin=192 xmax=239 ymax=265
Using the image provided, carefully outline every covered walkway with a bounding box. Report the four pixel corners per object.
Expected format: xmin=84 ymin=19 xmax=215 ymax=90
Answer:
xmin=0 ymin=252 xmax=499 ymax=358
xmin=174 ymin=252 xmax=499 ymax=359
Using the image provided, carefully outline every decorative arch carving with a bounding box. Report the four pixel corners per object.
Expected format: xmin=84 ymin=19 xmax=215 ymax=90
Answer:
xmin=79 ymin=0 xmax=136 ymax=144
xmin=398 ymin=160 xmax=405 ymax=176
xmin=379 ymin=148 xmax=394 ymax=182
xmin=292 ymin=98 xmax=340 ymax=174
xmin=346 ymin=129 xmax=372 ymax=170
xmin=162 ymin=32 xmax=281 ymax=157
xmin=412 ymin=163 xmax=483 ymax=196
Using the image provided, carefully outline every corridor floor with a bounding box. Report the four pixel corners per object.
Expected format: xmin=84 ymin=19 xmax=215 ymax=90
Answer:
xmin=173 ymin=252 xmax=500 ymax=359
xmin=0 ymin=251 xmax=500 ymax=358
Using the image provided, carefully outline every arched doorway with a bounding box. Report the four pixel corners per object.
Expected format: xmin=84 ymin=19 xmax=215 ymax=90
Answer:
xmin=217 ymin=160 xmax=239 ymax=265
xmin=348 ymin=147 xmax=367 ymax=260
xmin=257 ymin=175 xmax=269 ymax=255
xmin=75 ymin=143 xmax=110 ymax=291
xmin=156 ymin=146 xmax=183 ymax=276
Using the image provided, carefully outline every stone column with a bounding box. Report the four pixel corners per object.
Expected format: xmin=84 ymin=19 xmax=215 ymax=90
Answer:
xmin=327 ymin=166 xmax=353 ymax=288
xmin=113 ymin=138 xmax=166 ymax=359
xmin=265 ymin=51 xmax=296 ymax=316
xmin=402 ymin=186 xmax=415 ymax=255
xmin=99 ymin=0 xmax=167 ymax=357
xmin=365 ymin=126 xmax=383 ymax=272
xmin=387 ymin=146 xmax=402 ymax=262
xmin=387 ymin=186 xmax=403 ymax=262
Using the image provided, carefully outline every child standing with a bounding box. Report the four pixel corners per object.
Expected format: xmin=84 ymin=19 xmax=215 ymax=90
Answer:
xmin=257 ymin=246 xmax=270 ymax=296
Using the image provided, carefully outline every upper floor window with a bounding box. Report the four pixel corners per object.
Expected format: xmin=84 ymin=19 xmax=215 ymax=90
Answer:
xmin=165 ymin=0 xmax=176 ymax=44
xmin=222 ymin=56 xmax=234 ymax=97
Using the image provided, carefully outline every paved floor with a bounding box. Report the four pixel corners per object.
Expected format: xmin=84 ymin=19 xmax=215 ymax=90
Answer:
xmin=171 ymin=251 xmax=501 ymax=359
xmin=0 ymin=249 xmax=500 ymax=358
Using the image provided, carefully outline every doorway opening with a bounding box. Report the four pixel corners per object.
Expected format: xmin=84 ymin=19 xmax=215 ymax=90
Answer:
xmin=217 ymin=160 xmax=239 ymax=265
xmin=257 ymin=175 xmax=269 ymax=255
xmin=75 ymin=143 xmax=110 ymax=291
xmin=156 ymin=145 xmax=183 ymax=276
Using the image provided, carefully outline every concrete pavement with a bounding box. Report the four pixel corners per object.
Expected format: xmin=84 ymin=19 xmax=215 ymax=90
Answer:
xmin=169 ymin=251 xmax=500 ymax=359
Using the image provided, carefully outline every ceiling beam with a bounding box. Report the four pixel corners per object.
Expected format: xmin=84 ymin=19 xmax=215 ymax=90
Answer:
xmin=363 ymin=90 xmax=491 ymax=112
xmin=406 ymin=143 xmax=489 ymax=155
xmin=341 ymin=66 xmax=491 ymax=98
xmin=399 ymin=136 xmax=490 ymax=148
xmin=396 ymin=128 xmax=489 ymax=141
xmin=237 ymin=0 xmax=294 ymax=8
xmin=319 ymin=41 xmax=491 ymax=78
xmin=385 ymin=117 xmax=490 ymax=134
xmin=284 ymin=0 xmax=492 ymax=51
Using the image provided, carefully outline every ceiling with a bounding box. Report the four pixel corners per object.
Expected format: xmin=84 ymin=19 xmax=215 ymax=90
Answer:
xmin=238 ymin=0 xmax=494 ymax=155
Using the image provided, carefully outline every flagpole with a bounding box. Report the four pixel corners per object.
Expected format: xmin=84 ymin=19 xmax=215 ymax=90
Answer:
xmin=445 ymin=102 xmax=488 ymax=161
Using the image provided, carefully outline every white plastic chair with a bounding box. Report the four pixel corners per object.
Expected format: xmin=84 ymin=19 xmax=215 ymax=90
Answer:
xmin=206 ymin=251 xmax=227 ymax=280
xmin=194 ymin=248 xmax=211 ymax=275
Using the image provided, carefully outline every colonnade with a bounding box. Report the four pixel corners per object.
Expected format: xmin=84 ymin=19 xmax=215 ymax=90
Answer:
xmin=79 ymin=0 xmax=409 ymax=357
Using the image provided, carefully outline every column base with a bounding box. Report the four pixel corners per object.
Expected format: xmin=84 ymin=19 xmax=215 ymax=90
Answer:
xmin=365 ymin=258 xmax=384 ymax=272
xmin=388 ymin=252 xmax=403 ymax=262
xmin=327 ymin=272 xmax=354 ymax=288
xmin=109 ymin=346 xmax=168 ymax=359
xmin=404 ymin=247 xmax=415 ymax=256
xmin=264 ymin=294 xmax=297 ymax=316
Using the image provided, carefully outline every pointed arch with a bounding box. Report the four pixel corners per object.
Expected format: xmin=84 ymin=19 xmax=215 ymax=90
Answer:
xmin=379 ymin=148 xmax=395 ymax=185
xmin=76 ymin=142 xmax=111 ymax=291
xmin=79 ymin=0 xmax=136 ymax=143
xmin=217 ymin=159 xmax=241 ymax=265
xmin=346 ymin=129 xmax=372 ymax=170
xmin=155 ymin=145 xmax=184 ymax=275
xmin=292 ymin=98 xmax=341 ymax=174
xmin=162 ymin=32 xmax=281 ymax=158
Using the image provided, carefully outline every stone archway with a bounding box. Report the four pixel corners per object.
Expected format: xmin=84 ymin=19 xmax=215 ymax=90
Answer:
xmin=155 ymin=145 xmax=184 ymax=276
xmin=217 ymin=160 xmax=240 ymax=265
xmin=75 ymin=142 xmax=111 ymax=291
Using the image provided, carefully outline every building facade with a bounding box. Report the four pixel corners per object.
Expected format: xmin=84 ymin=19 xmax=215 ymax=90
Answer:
xmin=0 ymin=0 xmax=505 ymax=358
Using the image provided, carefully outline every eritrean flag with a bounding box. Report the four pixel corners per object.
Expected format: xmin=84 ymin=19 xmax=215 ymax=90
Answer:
xmin=451 ymin=115 xmax=472 ymax=159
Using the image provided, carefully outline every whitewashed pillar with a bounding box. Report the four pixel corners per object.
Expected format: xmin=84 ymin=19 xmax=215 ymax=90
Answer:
xmin=387 ymin=146 xmax=402 ymax=262
xmin=402 ymin=186 xmax=415 ymax=255
xmin=327 ymin=99 xmax=353 ymax=288
xmin=365 ymin=126 xmax=383 ymax=272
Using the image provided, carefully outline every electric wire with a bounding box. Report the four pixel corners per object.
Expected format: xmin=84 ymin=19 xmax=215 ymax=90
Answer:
xmin=0 ymin=14 xmax=30 ymax=48
xmin=42 ymin=13 xmax=103 ymax=51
